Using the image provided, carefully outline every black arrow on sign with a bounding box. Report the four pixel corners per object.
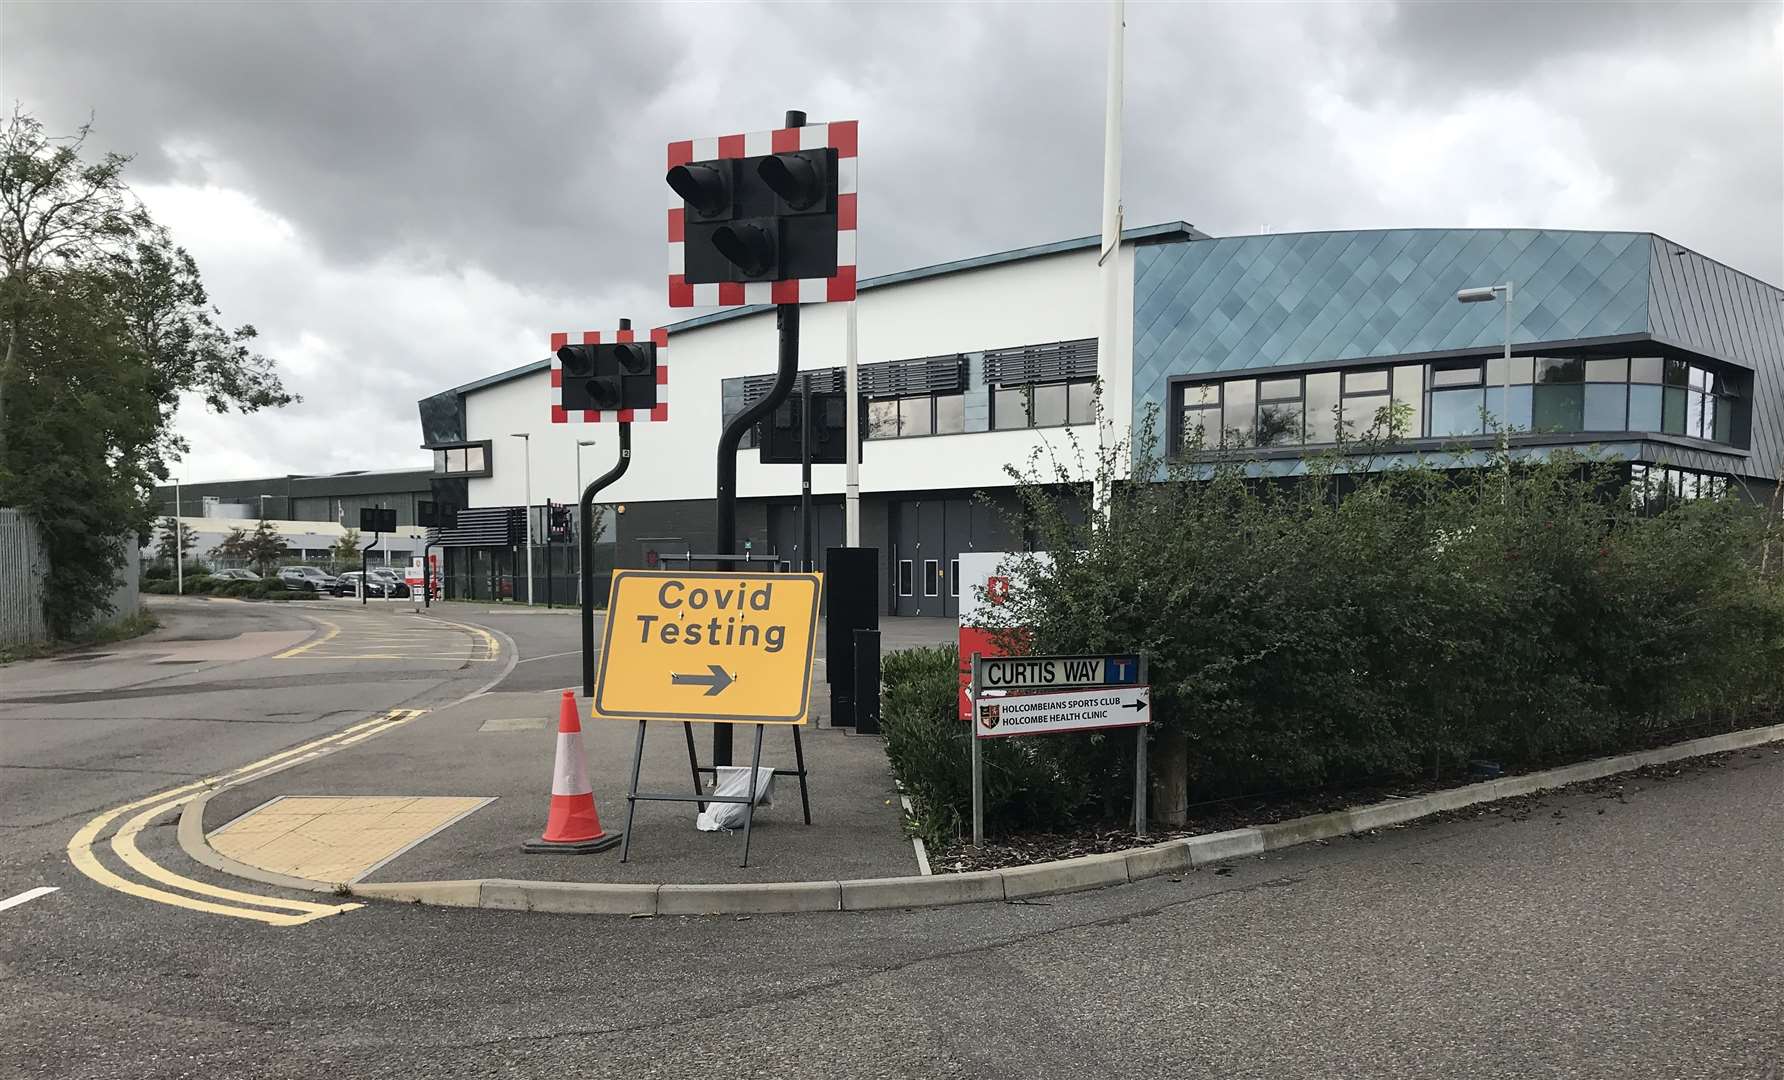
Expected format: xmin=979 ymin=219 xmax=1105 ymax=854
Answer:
xmin=671 ymin=664 xmax=735 ymax=697
xmin=1123 ymin=698 xmax=1147 ymax=712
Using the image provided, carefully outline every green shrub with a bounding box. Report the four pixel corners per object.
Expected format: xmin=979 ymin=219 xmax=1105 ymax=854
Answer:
xmin=883 ymin=405 xmax=1784 ymax=845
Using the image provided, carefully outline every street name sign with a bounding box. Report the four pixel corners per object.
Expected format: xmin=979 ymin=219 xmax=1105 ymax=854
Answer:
xmin=973 ymin=686 xmax=1151 ymax=739
xmin=593 ymin=570 xmax=822 ymax=725
xmin=980 ymin=654 xmax=1141 ymax=692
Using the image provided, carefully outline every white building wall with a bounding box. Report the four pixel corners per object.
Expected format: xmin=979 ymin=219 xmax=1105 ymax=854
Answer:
xmin=464 ymin=242 xmax=1139 ymax=510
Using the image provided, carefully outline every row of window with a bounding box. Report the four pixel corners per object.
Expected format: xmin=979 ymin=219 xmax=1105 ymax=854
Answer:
xmin=895 ymin=557 xmax=961 ymax=597
xmin=1630 ymin=464 xmax=1731 ymax=508
xmin=865 ymin=378 xmax=1098 ymax=441
xmin=432 ymin=443 xmax=489 ymax=476
xmin=1176 ymin=355 xmax=1745 ymax=451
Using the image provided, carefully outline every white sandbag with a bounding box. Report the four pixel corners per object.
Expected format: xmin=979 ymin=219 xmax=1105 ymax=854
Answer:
xmin=695 ymin=766 xmax=777 ymax=831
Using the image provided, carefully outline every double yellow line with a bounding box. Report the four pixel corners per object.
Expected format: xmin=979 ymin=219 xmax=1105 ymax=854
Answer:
xmin=66 ymin=708 xmax=426 ymax=927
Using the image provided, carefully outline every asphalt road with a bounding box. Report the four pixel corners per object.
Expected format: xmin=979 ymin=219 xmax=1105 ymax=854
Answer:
xmin=2 ymin=599 xmax=1781 ymax=1078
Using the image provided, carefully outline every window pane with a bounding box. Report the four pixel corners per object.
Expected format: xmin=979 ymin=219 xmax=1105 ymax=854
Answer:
xmin=1223 ymin=379 xmax=1256 ymax=443
xmin=934 ymin=393 xmax=965 ymax=435
xmin=994 ymin=387 xmax=1027 ymax=430
xmin=1664 ymin=359 xmax=1690 ymax=386
xmin=1431 ymin=362 xmax=1483 ymax=388
xmin=1629 ymin=384 xmax=1662 ymax=429
xmin=1032 ymin=383 xmax=1068 ymax=427
xmin=867 ymin=399 xmax=899 ymax=439
xmin=1181 ymin=406 xmax=1219 ymax=450
xmin=1630 ymin=356 xmax=1664 ymax=383
xmin=897 ymin=560 xmax=913 ymax=596
xmin=447 ymin=448 xmax=468 ymax=473
xmin=1342 ymin=393 xmax=1390 ymax=438
xmin=1255 ymin=402 xmax=1303 ymax=447
xmin=1586 ymin=357 xmax=1628 ymax=383
xmin=1392 ymin=365 xmax=1424 ymax=439
xmin=1344 ymin=369 xmax=1389 ymax=394
xmin=949 ymin=559 xmax=960 ymax=597
xmin=1429 ymin=389 xmax=1484 ymax=436
xmin=900 ymin=396 xmax=933 ymax=437
xmin=1713 ymin=398 xmax=1732 ymax=443
xmin=1535 ymin=357 xmax=1585 ymax=384
xmin=1688 ymin=366 xmax=1710 ymax=390
xmin=1662 ymin=387 xmax=1687 ymax=434
xmin=924 ymin=559 xmax=940 ymax=596
xmin=1304 ymin=371 xmax=1340 ymax=444
xmin=1258 ymin=377 xmax=1301 ymax=400
xmin=1483 ymin=385 xmax=1532 ymax=432
xmin=1532 ymin=385 xmax=1583 ymax=432
xmin=1183 ymin=382 xmax=1219 ymax=408
xmin=1583 ymin=384 xmax=1627 ymax=430
xmin=433 ymin=450 xmax=448 ymax=474
xmin=465 ymin=445 xmax=486 ymax=472
xmin=1485 ymin=355 xmax=1535 ymax=386
xmin=1067 ymin=380 xmax=1096 ymax=425
xmin=1688 ymin=390 xmax=1710 ymax=439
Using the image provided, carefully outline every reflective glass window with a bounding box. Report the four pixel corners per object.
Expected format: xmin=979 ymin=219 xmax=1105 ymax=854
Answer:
xmin=1391 ymin=365 xmax=1424 ymax=439
xmin=1223 ymin=379 xmax=1257 ymax=444
xmin=1713 ymin=401 xmax=1732 ymax=443
xmin=1535 ymin=357 xmax=1585 ymax=384
xmin=1429 ymin=389 xmax=1484 ymax=436
xmin=1258 ymin=377 xmax=1302 ymax=400
xmin=433 ymin=450 xmax=448 ymax=474
xmin=1664 ymin=359 xmax=1690 ymax=386
xmin=1032 ymin=383 xmax=1068 ymax=428
xmin=868 ymin=398 xmax=899 ymax=439
xmin=1304 ymin=372 xmax=1340 ymax=444
xmin=1343 ymin=394 xmax=1391 ymax=437
xmin=1431 ymin=362 xmax=1484 ymax=388
xmin=1629 ymin=384 xmax=1663 ymax=430
xmin=1181 ymin=406 xmax=1220 ymax=450
xmin=1586 ymin=358 xmax=1628 ymax=383
xmin=1688 ymin=391 xmax=1711 ymax=439
xmin=1067 ymin=380 xmax=1096 ymax=425
xmin=934 ymin=393 xmax=965 ymax=435
xmin=1688 ymin=366 xmax=1710 ymax=391
xmin=1662 ymin=387 xmax=1687 ymax=434
xmin=924 ymin=559 xmax=940 ymax=597
xmin=1532 ymin=385 xmax=1583 ymax=432
xmin=1255 ymin=402 xmax=1303 ymax=447
xmin=897 ymin=560 xmax=913 ymax=596
xmin=900 ymin=396 xmax=933 ymax=437
xmin=464 ymin=445 xmax=487 ymax=473
xmin=1484 ymin=385 xmax=1533 ymax=431
xmin=1485 ymin=356 xmax=1535 ymax=386
xmin=1630 ymin=356 xmax=1664 ymax=383
xmin=1344 ymin=369 xmax=1389 ymax=394
xmin=1583 ymin=384 xmax=1627 ymax=430
xmin=447 ymin=448 xmax=468 ymax=473
xmin=993 ymin=387 xmax=1028 ymax=430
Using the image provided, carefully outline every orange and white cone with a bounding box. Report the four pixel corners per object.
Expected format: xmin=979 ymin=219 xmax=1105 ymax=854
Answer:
xmin=522 ymin=690 xmax=621 ymax=853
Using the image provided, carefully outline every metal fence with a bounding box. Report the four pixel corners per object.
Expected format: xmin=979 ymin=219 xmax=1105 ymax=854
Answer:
xmin=0 ymin=508 xmax=49 ymax=646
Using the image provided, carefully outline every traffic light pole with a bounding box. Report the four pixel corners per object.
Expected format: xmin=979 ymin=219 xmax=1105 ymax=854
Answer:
xmin=800 ymin=372 xmax=813 ymax=573
xmin=581 ymin=423 xmax=631 ymax=698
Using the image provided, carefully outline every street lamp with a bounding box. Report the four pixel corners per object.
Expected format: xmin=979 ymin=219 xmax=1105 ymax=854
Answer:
xmin=576 ymin=439 xmax=596 ymax=599
xmin=173 ymin=477 xmax=184 ymax=596
xmin=510 ymin=433 xmax=534 ymax=606
xmin=1457 ymin=280 xmax=1515 ymax=497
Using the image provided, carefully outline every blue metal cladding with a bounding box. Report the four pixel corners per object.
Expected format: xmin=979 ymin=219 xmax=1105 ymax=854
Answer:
xmin=1131 ymin=228 xmax=1784 ymax=481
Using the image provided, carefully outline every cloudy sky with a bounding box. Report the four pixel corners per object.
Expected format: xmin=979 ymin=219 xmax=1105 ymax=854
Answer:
xmin=7 ymin=1 xmax=1780 ymax=482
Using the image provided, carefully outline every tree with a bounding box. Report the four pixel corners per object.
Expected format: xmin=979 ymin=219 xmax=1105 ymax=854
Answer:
xmin=211 ymin=527 xmax=249 ymax=566
xmin=244 ymin=518 xmax=286 ymax=576
xmin=333 ymin=529 xmax=361 ymax=564
xmin=153 ymin=516 xmax=196 ymax=565
xmin=0 ymin=108 xmax=297 ymax=634
xmin=588 ymin=504 xmax=608 ymax=545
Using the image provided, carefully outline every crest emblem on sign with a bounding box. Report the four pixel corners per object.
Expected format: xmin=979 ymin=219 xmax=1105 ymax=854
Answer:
xmin=986 ymin=576 xmax=1011 ymax=604
xmin=978 ymin=703 xmax=1001 ymax=730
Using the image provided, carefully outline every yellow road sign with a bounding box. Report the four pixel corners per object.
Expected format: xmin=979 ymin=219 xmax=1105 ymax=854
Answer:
xmin=594 ymin=570 xmax=823 ymax=724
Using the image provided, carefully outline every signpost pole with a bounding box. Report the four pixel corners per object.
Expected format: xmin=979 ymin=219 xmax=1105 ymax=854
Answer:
xmin=361 ymin=533 xmax=374 ymax=606
xmin=970 ymin=651 xmax=984 ymax=848
xmin=545 ymin=519 xmax=554 ymax=610
xmin=580 ymin=423 xmax=631 ymax=698
xmin=1135 ymin=653 xmax=1149 ymax=838
xmin=799 ymin=372 xmax=813 ymax=572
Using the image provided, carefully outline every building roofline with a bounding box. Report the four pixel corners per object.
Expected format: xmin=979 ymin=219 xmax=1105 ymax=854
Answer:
xmin=429 ymin=221 xmax=1208 ymax=401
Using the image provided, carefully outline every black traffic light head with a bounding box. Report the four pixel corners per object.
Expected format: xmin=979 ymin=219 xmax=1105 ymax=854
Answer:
xmin=556 ymin=342 xmax=658 ymax=412
xmin=669 ymin=148 xmax=838 ymax=285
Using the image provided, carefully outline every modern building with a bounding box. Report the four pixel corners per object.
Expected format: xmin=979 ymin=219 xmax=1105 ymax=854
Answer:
xmin=148 ymin=469 xmax=434 ymax=568
xmin=419 ymin=224 xmax=1784 ymax=614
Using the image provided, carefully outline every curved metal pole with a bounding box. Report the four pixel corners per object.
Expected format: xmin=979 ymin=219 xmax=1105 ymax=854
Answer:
xmin=581 ymin=423 xmax=631 ymax=698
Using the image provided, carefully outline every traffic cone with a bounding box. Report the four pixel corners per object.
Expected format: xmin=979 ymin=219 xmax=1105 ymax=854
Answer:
xmin=521 ymin=691 xmax=621 ymax=853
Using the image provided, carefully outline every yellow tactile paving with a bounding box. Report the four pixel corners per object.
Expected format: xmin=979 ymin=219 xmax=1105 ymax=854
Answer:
xmin=208 ymin=795 xmax=493 ymax=884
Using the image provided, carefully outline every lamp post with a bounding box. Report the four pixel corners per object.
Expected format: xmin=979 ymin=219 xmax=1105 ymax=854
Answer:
xmin=575 ymin=439 xmax=595 ymax=599
xmin=173 ymin=477 xmax=183 ymax=596
xmin=510 ymin=433 xmax=534 ymax=606
xmin=1457 ymin=281 xmax=1514 ymax=499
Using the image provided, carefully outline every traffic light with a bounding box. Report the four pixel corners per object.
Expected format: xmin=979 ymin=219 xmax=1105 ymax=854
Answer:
xmin=546 ymin=501 xmax=573 ymax=543
xmin=758 ymin=392 xmax=863 ymax=465
xmin=667 ymin=148 xmax=839 ymax=285
xmin=555 ymin=341 xmax=659 ymax=412
xmin=359 ymin=507 xmax=397 ymax=533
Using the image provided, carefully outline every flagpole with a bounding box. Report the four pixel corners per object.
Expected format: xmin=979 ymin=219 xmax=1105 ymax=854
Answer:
xmin=1093 ymin=0 xmax=1124 ymax=524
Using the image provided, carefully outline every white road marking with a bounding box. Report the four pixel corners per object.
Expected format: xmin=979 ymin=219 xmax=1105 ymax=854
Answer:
xmin=514 ymin=650 xmax=580 ymax=664
xmin=0 ymin=886 xmax=60 ymax=912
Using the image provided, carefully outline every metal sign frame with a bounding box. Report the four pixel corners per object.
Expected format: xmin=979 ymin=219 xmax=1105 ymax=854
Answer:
xmin=969 ymin=652 xmax=1150 ymax=848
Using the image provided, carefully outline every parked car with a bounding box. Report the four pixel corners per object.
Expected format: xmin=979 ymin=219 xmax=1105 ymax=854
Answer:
xmin=331 ymin=571 xmax=407 ymax=598
xmin=211 ymin=568 xmax=261 ymax=581
xmin=368 ymin=568 xmax=411 ymax=597
xmin=278 ymin=566 xmax=337 ymax=591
